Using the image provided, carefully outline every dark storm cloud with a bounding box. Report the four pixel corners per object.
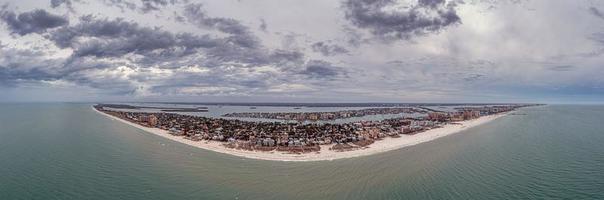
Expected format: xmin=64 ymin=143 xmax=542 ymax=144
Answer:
xmin=41 ymin=13 xmax=313 ymax=79
xmin=0 ymin=8 xmax=68 ymax=35
xmin=311 ymin=41 xmax=349 ymax=56
xmin=589 ymin=7 xmax=604 ymax=20
xmin=47 ymin=16 xmax=219 ymax=60
xmin=342 ymin=0 xmax=461 ymax=40
xmin=39 ymin=7 xmax=310 ymax=70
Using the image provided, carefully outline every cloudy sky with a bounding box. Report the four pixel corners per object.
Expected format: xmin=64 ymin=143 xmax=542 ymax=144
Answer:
xmin=0 ymin=0 xmax=603 ymax=103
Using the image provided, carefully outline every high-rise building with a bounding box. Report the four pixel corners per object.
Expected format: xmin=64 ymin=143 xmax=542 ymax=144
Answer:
xmin=148 ymin=115 xmax=158 ymax=127
xmin=428 ymin=112 xmax=448 ymax=121
xmin=139 ymin=114 xmax=159 ymax=127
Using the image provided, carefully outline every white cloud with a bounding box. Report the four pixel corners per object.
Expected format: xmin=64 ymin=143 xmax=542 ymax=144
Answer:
xmin=268 ymin=83 xmax=315 ymax=93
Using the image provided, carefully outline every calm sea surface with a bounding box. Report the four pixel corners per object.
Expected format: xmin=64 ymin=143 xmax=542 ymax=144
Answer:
xmin=0 ymin=104 xmax=603 ymax=199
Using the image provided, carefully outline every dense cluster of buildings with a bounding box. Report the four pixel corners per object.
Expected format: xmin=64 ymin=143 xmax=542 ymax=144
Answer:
xmin=222 ymin=107 xmax=426 ymax=121
xmin=427 ymin=106 xmax=518 ymax=122
xmin=94 ymin=104 xmax=525 ymax=153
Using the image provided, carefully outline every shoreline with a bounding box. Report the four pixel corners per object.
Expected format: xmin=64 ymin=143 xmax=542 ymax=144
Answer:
xmin=93 ymin=107 xmax=509 ymax=162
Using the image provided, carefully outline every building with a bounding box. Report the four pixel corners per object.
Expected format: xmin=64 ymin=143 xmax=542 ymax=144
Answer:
xmin=462 ymin=110 xmax=480 ymax=120
xmin=139 ymin=114 xmax=159 ymax=127
xmin=400 ymin=126 xmax=413 ymax=134
xmin=428 ymin=112 xmax=448 ymax=121
xmin=450 ymin=113 xmax=464 ymax=122
xmin=148 ymin=115 xmax=158 ymax=126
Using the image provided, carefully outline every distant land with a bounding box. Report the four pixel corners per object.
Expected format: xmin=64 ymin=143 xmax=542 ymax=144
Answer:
xmin=119 ymin=102 xmax=535 ymax=107
xmin=94 ymin=103 xmax=539 ymax=161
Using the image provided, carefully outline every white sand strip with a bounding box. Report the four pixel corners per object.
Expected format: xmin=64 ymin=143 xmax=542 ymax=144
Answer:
xmin=93 ymin=107 xmax=508 ymax=162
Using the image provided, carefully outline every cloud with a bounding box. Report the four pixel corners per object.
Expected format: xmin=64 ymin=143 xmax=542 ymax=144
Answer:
xmin=183 ymin=3 xmax=259 ymax=48
xmin=50 ymin=0 xmax=72 ymax=9
xmin=589 ymin=7 xmax=604 ymax=20
xmin=342 ymin=0 xmax=461 ymax=40
xmin=311 ymin=41 xmax=349 ymax=56
xmin=3 ymin=0 xmax=601 ymax=102
xmin=102 ymin=0 xmax=184 ymax=13
xmin=546 ymin=65 xmax=575 ymax=72
xmin=268 ymin=83 xmax=315 ymax=93
xmin=0 ymin=8 xmax=69 ymax=35
xmin=102 ymin=0 xmax=137 ymax=12
xmin=140 ymin=0 xmax=168 ymax=13
xmin=0 ymin=47 xmax=64 ymax=86
xmin=259 ymin=18 xmax=267 ymax=32
xmin=462 ymin=73 xmax=485 ymax=82
xmin=0 ymin=8 xmax=343 ymax=97
xmin=299 ymin=60 xmax=346 ymax=79
xmin=47 ymin=16 xmax=219 ymax=61
xmin=183 ymin=3 xmax=248 ymax=35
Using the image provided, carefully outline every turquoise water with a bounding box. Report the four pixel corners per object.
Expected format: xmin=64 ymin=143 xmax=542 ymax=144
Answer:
xmin=0 ymin=104 xmax=603 ymax=199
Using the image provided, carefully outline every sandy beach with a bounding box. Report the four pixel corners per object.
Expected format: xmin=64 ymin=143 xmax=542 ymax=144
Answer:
xmin=94 ymin=107 xmax=508 ymax=162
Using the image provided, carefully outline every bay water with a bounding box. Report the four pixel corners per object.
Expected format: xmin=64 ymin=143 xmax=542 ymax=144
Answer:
xmin=0 ymin=104 xmax=602 ymax=199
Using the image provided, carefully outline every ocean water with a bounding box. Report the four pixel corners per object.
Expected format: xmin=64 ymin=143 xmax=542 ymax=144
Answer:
xmin=0 ymin=104 xmax=603 ymax=199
